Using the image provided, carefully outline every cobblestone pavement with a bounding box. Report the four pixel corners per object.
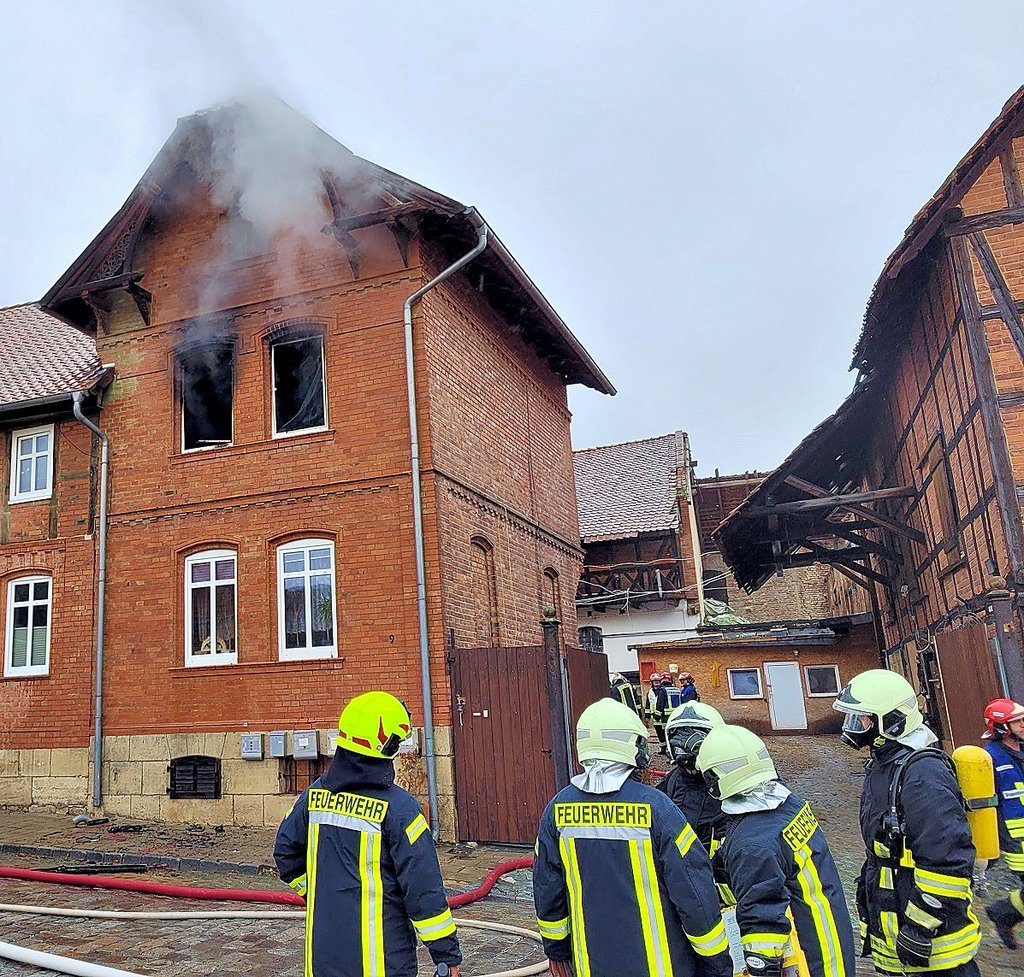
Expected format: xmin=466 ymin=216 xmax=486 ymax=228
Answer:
xmin=0 ymin=874 xmax=542 ymax=976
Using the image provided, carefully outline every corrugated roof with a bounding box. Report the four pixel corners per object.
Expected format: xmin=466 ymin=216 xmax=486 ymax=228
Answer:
xmin=0 ymin=303 xmax=107 ymax=410
xmin=573 ymin=433 xmax=680 ymax=543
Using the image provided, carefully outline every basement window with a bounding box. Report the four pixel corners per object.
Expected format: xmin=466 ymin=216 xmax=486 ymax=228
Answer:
xmin=272 ymin=336 xmax=326 ymax=436
xmin=179 ymin=343 xmax=234 ymax=452
xmin=167 ymin=755 xmax=222 ymax=800
xmin=279 ymin=755 xmax=331 ymax=794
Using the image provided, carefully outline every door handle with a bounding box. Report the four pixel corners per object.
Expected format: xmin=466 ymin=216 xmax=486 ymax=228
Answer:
xmin=541 ymin=748 xmax=553 ymax=756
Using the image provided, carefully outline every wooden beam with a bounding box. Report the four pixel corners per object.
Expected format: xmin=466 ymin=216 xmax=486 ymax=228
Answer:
xmin=325 ymin=202 xmax=421 ymax=233
xmin=829 ymin=527 xmax=902 ymax=563
xmin=944 ymin=204 xmax=1024 ymax=237
xmin=1001 ymin=145 xmax=1024 ymax=209
xmin=784 ymin=475 xmax=927 ymax=545
xmin=829 ymin=561 xmax=876 ymax=593
xmin=742 ymin=485 xmax=916 ymax=517
xmin=778 ymin=550 xmax=891 ymax=585
xmin=969 ymin=231 xmax=1024 ymax=361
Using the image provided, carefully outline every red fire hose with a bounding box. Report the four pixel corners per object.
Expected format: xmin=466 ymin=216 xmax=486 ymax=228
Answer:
xmin=0 ymin=856 xmax=534 ymax=908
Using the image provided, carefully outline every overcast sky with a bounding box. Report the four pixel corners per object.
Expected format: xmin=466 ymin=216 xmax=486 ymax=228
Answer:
xmin=2 ymin=2 xmax=1022 ymax=476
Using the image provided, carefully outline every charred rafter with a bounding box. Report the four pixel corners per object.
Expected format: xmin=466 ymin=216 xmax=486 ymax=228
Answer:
xmin=78 ymin=272 xmax=151 ymax=331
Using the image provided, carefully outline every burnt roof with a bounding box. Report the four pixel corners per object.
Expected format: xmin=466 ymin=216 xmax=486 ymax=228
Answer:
xmin=42 ymin=96 xmax=613 ymax=395
xmin=573 ymin=433 xmax=682 ymax=543
xmin=0 ymin=303 xmax=110 ymax=415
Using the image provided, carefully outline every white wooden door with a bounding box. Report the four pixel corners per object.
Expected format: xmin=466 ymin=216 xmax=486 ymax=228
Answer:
xmin=764 ymin=662 xmax=808 ymax=730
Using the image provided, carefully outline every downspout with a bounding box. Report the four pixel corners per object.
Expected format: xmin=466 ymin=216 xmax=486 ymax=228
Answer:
xmin=404 ymin=208 xmax=488 ymax=839
xmin=73 ymin=391 xmax=109 ymax=808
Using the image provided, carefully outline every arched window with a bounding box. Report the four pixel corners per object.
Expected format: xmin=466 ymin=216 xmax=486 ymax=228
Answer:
xmin=185 ymin=549 xmax=238 ymax=666
xmin=578 ymin=626 xmax=604 ymax=654
xmin=470 ymin=536 xmax=499 ymax=646
xmin=543 ymin=567 xmax=562 ymax=621
xmin=702 ymin=567 xmax=729 ymax=605
xmin=277 ymin=538 xmax=337 ymax=660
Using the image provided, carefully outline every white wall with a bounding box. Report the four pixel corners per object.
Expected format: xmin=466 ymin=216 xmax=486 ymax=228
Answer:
xmin=578 ymin=601 xmax=701 ymax=673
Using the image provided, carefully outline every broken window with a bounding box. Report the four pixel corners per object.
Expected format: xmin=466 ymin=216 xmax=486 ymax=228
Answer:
xmin=179 ymin=343 xmax=234 ymax=451
xmin=227 ymin=207 xmax=271 ymax=262
xmin=272 ymin=335 xmax=326 ymax=435
xmin=921 ymin=436 xmax=962 ymax=558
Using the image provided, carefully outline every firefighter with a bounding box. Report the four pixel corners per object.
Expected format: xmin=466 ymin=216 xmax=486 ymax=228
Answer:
xmin=654 ymin=673 xmax=683 ymax=748
xmin=833 ymin=669 xmax=982 ymax=976
xmin=678 ymin=672 xmax=701 ymax=704
xmin=274 ymin=691 xmax=461 ymax=977
xmin=696 ymin=725 xmax=855 ymax=977
xmin=533 ymin=697 xmax=733 ymax=977
xmin=647 ymin=672 xmax=663 ymax=725
xmin=656 ymin=701 xmax=725 ymax=851
xmin=610 ymin=671 xmax=641 ymax=717
xmin=982 ymin=697 xmax=1024 ymax=949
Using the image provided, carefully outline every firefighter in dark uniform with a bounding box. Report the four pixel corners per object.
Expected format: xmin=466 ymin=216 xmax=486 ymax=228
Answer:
xmin=656 ymin=701 xmax=724 ymax=852
xmin=610 ymin=672 xmax=641 ymax=717
xmin=654 ymin=674 xmax=682 ymax=749
xmin=834 ymin=669 xmax=982 ymax=976
xmin=982 ymin=697 xmax=1024 ymax=948
xmin=533 ymin=697 xmax=732 ymax=977
xmin=697 ymin=725 xmax=855 ymax=977
xmin=275 ymin=691 xmax=461 ymax=977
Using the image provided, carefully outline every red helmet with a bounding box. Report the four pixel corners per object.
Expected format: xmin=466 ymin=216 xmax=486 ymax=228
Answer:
xmin=649 ymin=673 xmax=663 ymax=684
xmin=983 ymin=698 xmax=1024 ymax=739
xmin=678 ymin=672 xmax=693 ymax=683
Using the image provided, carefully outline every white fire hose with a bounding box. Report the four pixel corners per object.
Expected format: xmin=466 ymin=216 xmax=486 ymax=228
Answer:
xmin=0 ymin=904 xmax=547 ymax=977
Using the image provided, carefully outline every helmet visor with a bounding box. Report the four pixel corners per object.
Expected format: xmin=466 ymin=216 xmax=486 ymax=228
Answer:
xmin=840 ymin=710 xmax=877 ymax=749
xmin=667 ymin=726 xmax=708 ymax=769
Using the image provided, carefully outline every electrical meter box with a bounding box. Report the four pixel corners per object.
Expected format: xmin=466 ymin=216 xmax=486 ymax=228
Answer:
xmin=292 ymin=730 xmax=319 ymax=759
xmin=240 ymin=733 xmax=264 ymax=761
xmin=268 ymin=731 xmax=287 ymax=758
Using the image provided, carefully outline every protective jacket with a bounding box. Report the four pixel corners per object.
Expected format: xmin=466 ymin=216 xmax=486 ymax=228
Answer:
xmin=856 ymin=742 xmax=980 ymax=974
xmin=655 ymin=684 xmax=683 ymax=724
xmin=655 ymin=768 xmax=722 ymax=852
xmin=715 ymin=791 xmax=855 ymax=977
xmin=534 ymin=777 xmax=732 ymax=977
xmin=611 ymin=677 xmax=641 ymax=717
xmin=985 ymin=738 xmax=1024 ymax=874
xmin=274 ymin=749 xmax=460 ymax=977
xmin=679 ymin=683 xmax=700 ymax=704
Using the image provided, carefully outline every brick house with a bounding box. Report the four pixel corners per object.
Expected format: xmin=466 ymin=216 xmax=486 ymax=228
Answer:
xmin=0 ymin=97 xmax=612 ymax=838
xmin=716 ymin=87 xmax=1024 ymax=748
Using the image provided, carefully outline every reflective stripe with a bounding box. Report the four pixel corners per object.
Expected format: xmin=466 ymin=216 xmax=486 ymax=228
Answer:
xmin=740 ymin=932 xmax=789 ymax=957
xmin=288 ymin=874 xmax=308 ymax=897
xmin=537 ymin=916 xmax=571 ymax=941
xmin=794 ymin=845 xmax=845 ymax=977
xmin=914 ymin=867 xmax=971 ymax=900
xmin=304 ymin=822 xmax=320 ymax=977
xmin=560 ymin=825 xmax=651 ymax=842
xmin=1007 ymin=816 xmax=1024 ymax=839
xmin=405 ymin=814 xmax=429 ymax=845
xmin=628 ymin=838 xmax=674 ymax=977
xmin=687 ymin=918 xmax=729 ymax=957
xmin=1011 ymin=890 xmax=1024 ymax=916
xmin=310 ymin=810 xmax=383 ymax=834
xmin=559 ymin=836 xmax=591 ymax=977
xmin=359 ymin=831 xmax=384 ymax=977
xmin=412 ymin=907 xmax=457 ymax=942
xmin=1005 ymin=851 xmax=1024 ymax=871
xmin=905 ymin=900 xmax=942 ymax=931
xmin=879 ymin=867 xmax=893 ymax=890
xmin=873 ymin=840 xmax=890 ymax=858
xmin=716 ymin=882 xmax=736 ymax=907
xmin=675 ymin=823 xmax=698 ymax=858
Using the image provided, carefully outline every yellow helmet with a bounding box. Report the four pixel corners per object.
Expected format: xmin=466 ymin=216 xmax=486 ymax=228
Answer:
xmin=833 ymin=668 xmax=922 ymax=749
xmin=336 ymin=691 xmax=412 ymax=760
xmin=576 ymin=697 xmax=651 ymax=769
xmin=665 ymin=702 xmax=725 ymax=772
xmin=696 ymin=725 xmax=777 ymax=799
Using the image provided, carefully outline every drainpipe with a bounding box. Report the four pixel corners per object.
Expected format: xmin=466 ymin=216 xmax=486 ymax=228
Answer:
xmin=404 ymin=208 xmax=488 ymax=839
xmin=73 ymin=391 xmax=109 ymax=808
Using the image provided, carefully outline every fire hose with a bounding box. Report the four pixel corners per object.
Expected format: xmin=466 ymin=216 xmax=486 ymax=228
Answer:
xmin=0 ymin=858 xmax=543 ymax=977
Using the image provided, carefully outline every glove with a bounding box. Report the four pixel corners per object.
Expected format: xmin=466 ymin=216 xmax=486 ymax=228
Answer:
xmin=743 ymin=952 xmax=783 ymax=977
xmin=432 ymin=966 xmax=459 ymax=977
xmin=547 ymin=960 xmax=573 ymax=976
xmin=895 ymin=922 xmax=931 ymax=968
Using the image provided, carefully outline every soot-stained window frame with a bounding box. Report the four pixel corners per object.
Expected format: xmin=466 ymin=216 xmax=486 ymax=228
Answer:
xmin=269 ymin=324 xmax=328 ymax=439
xmin=177 ymin=337 xmax=236 ymax=454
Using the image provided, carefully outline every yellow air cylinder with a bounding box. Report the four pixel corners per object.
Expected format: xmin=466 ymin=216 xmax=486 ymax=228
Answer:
xmin=952 ymin=745 xmax=1000 ymax=861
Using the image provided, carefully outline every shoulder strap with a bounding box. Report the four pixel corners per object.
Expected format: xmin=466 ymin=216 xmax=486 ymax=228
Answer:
xmin=889 ymin=747 xmax=961 ymax=818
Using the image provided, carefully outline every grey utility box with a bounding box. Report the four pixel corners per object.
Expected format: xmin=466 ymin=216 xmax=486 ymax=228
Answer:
xmin=268 ymin=731 xmax=287 ymax=758
xmin=292 ymin=730 xmax=319 ymax=759
xmin=240 ymin=733 xmax=264 ymax=761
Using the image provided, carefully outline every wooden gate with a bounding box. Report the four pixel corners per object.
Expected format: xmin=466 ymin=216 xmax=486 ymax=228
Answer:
xmin=450 ymin=644 xmax=609 ymax=845
xmin=934 ymin=619 xmax=1001 ymax=749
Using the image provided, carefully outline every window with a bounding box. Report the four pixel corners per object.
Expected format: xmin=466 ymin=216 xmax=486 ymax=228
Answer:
xmin=10 ymin=425 xmax=54 ymax=503
xmin=272 ymin=336 xmax=326 ymax=436
xmin=4 ymin=576 xmax=52 ymax=677
xmin=805 ymin=664 xmax=841 ymax=697
xmin=179 ymin=343 xmax=234 ymax=451
xmin=167 ymin=755 xmax=222 ymax=799
xmin=921 ymin=437 xmax=961 ymax=557
xmin=185 ymin=550 xmax=238 ymax=666
xmin=227 ymin=207 xmax=271 ymax=262
xmin=278 ymin=539 xmax=337 ymax=660
xmin=727 ymin=667 xmax=763 ymax=699
xmin=470 ymin=536 xmax=499 ymax=646
xmin=543 ymin=567 xmax=562 ymax=619
xmin=702 ymin=568 xmax=729 ymax=605
xmin=578 ymin=626 xmax=604 ymax=653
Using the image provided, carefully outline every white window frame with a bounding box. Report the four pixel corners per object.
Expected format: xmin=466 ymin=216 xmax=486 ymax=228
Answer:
xmin=804 ymin=663 xmax=842 ymax=698
xmin=184 ymin=549 xmax=238 ymax=667
xmin=727 ymin=667 xmax=764 ymax=700
xmin=179 ymin=345 xmax=235 ymax=455
xmin=4 ymin=575 xmax=53 ymax=677
xmin=277 ymin=538 xmax=338 ymax=661
xmin=9 ymin=424 xmax=54 ymax=504
xmin=271 ymin=335 xmax=328 ymax=439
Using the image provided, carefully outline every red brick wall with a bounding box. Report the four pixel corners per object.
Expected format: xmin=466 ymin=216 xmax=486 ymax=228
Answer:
xmin=0 ymin=420 xmax=97 ymax=747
